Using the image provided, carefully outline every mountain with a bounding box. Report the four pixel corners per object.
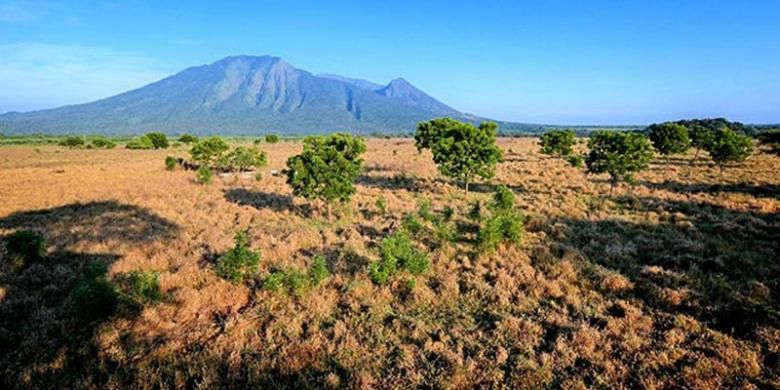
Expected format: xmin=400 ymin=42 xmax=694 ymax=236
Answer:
xmin=0 ymin=55 xmax=538 ymax=135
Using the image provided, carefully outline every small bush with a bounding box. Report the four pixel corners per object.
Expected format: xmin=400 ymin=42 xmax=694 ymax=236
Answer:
xmin=196 ymin=166 xmax=213 ymax=184
xmin=476 ymin=211 xmax=524 ymax=253
xmin=490 ymin=185 xmax=515 ymax=212
xmin=254 ymin=172 xmax=263 ymax=181
xmin=145 ymin=132 xmax=169 ymax=149
xmin=126 ymin=135 xmax=154 ymax=150
xmin=68 ymin=261 xmax=120 ymax=323
xmin=216 ymin=231 xmax=260 ymax=283
xmin=433 ymin=220 xmax=457 ymax=244
xmin=401 ymin=213 xmax=423 ymax=235
xmin=417 ymin=199 xmax=433 ymax=221
xmin=164 ymin=156 xmax=177 ymax=171
xmin=216 ymin=146 xmax=268 ymax=172
xmin=3 ymin=230 xmax=46 ymax=268
xmin=369 ymin=232 xmax=429 ymax=284
xmin=265 ymin=134 xmax=280 ymax=143
xmin=59 ymin=136 xmax=85 ymax=148
xmin=309 ymin=255 xmax=330 ymax=286
xmin=91 ymin=137 xmax=116 ymax=149
xmin=178 ymin=134 xmax=197 ymax=144
xmin=263 ymin=256 xmax=330 ymax=295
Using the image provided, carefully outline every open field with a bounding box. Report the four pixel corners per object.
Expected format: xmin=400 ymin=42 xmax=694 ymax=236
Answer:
xmin=1 ymin=138 xmax=778 ymax=388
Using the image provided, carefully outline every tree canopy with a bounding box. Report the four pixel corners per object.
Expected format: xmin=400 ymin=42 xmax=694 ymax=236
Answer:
xmin=415 ymin=118 xmax=503 ymax=192
xmin=648 ymin=122 xmax=690 ymax=155
xmin=707 ymin=127 xmax=753 ymax=167
xmin=539 ymin=129 xmax=576 ymax=157
xmin=585 ymin=131 xmax=653 ymax=192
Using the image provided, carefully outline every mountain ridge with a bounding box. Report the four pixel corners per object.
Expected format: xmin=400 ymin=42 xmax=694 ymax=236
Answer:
xmin=0 ymin=55 xmax=539 ymax=135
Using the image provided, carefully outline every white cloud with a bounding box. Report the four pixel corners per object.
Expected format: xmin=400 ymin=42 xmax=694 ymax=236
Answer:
xmin=0 ymin=43 xmax=172 ymax=112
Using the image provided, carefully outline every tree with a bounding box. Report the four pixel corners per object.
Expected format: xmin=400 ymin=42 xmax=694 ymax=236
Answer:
xmin=265 ymin=134 xmax=280 ymax=143
xmin=585 ymin=131 xmax=654 ymax=195
xmin=707 ymin=126 xmax=753 ymax=168
xmin=190 ymin=136 xmax=229 ymax=166
xmin=126 ymin=135 xmax=154 ymax=150
xmin=285 ymin=133 xmax=366 ymax=221
xmin=688 ymin=124 xmax=715 ymax=163
xmin=216 ymin=146 xmax=268 ymax=172
xmin=647 ymin=122 xmax=690 ymax=156
xmin=539 ymin=129 xmax=576 ymax=157
xmin=144 ymin=132 xmax=169 ymax=149
xmin=414 ymin=117 xmax=462 ymax=151
xmin=415 ymin=118 xmax=503 ymax=192
xmin=59 ymin=136 xmax=85 ymax=148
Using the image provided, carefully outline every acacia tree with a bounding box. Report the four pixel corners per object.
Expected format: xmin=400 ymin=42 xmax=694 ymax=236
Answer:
xmin=707 ymin=126 xmax=753 ymax=169
xmin=144 ymin=132 xmax=169 ymax=149
xmin=285 ymin=133 xmax=366 ymax=221
xmin=539 ymin=129 xmax=576 ymax=157
xmin=688 ymin=124 xmax=715 ymax=164
xmin=415 ymin=118 xmax=503 ymax=193
xmin=585 ymin=131 xmax=654 ymax=195
xmin=648 ymin=122 xmax=690 ymax=156
xmin=190 ymin=136 xmax=230 ymax=167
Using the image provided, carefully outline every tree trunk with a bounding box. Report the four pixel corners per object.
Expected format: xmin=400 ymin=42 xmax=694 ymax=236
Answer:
xmin=691 ymin=148 xmax=700 ymax=165
xmin=464 ymin=174 xmax=470 ymax=194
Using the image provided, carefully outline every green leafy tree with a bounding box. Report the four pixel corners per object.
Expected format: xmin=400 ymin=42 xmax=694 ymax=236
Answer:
xmin=190 ymin=136 xmax=229 ymax=166
xmin=707 ymin=126 xmax=753 ymax=168
xmin=144 ymin=132 xmax=169 ymax=149
xmin=540 ymin=129 xmax=576 ymax=157
xmin=648 ymin=122 xmax=690 ymax=156
xmin=216 ymin=146 xmax=268 ymax=172
xmin=585 ymin=131 xmax=654 ymax=194
xmin=689 ymin=124 xmax=715 ymax=163
xmin=416 ymin=118 xmax=503 ymax=192
xmin=265 ymin=134 xmax=280 ymax=143
xmin=285 ymin=133 xmax=366 ymax=221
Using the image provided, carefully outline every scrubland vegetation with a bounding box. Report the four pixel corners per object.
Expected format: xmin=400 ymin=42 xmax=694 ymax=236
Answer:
xmin=0 ymin=119 xmax=779 ymax=388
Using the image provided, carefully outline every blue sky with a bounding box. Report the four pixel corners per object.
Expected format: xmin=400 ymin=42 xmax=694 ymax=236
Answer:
xmin=1 ymin=0 xmax=779 ymax=125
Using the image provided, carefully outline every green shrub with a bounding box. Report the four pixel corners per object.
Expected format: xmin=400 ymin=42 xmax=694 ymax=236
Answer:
xmin=178 ymin=134 xmax=197 ymax=144
xmin=68 ymin=261 xmax=120 ymax=323
xmin=196 ymin=166 xmax=212 ymax=184
xmin=144 ymin=132 xmax=169 ymax=149
xmin=441 ymin=206 xmax=454 ymax=221
xmin=91 ymin=137 xmax=116 ymax=149
xmin=417 ymin=199 xmax=433 ymax=221
xmin=59 ymin=136 xmax=85 ymax=148
xmin=164 ymin=156 xmax=177 ymax=171
xmin=126 ymin=135 xmax=154 ymax=150
xmin=265 ymin=134 xmax=280 ymax=143
xmin=190 ymin=136 xmax=229 ymax=166
xmin=585 ymin=131 xmax=654 ymax=192
xmin=540 ymin=129 xmax=576 ymax=157
xmin=309 ymin=255 xmax=330 ymax=286
xmin=369 ymin=232 xmax=429 ymax=284
xmin=476 ymin=211 xmax=524 ymax=253
xmin=120 ymin=270 xmax=163 ymax=303
xmin=433 ymin=220 xmax=457 ymax=244
xmin=489 ymin=185 xmax=514 ymax=212
xmin=401 ymin=213 xmax=423 ymax=235
xmin=3 ymin=230 xmax=46 ymax=268
xmin=215 ymin=231 xmax=260 ymax=283
xmin=567 ymin=155 xmax=584 ymax=168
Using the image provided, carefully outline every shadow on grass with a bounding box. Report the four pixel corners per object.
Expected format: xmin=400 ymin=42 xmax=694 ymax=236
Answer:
xmin=357 ymin=174 xmax=422 ymax=191
xmin=224 ymin=188 xmax=311 ymax=216
xmin=540 ymin=196 xmax=779 ymax=339
xmin=0 ymin=201 xmax=180 ymax=388
xmin=638 ymin=180 xmax=780 ymax=198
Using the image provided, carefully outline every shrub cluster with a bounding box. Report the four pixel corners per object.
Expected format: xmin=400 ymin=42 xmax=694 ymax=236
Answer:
xmin=59 ymin=136 xmax=86 ymax=148
xmin=215 ymin=231 xmax=260 ymax=283
xmin=540 ymin=129 xmax=576 ymax=157
xmin=369 ymin=232 xmax=429 ymax=284
xmin=178 ymin=134 xmax=197 ymax=144
xmin=127 ymin=132 xmax=169 ymax=149
xmin=476 ymin=186 xmax=524 ymax=253
xmin=265 ymin=134 xmax=280 ymax=143
xmin=164 ymin=156 xmax=177 ymax=170
xmin=263 ymin=255 xmax=330 ymax=295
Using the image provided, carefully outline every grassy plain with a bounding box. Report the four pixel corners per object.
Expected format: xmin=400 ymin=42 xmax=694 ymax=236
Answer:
xmin=0 ymin=138 xmax=778 ymax=388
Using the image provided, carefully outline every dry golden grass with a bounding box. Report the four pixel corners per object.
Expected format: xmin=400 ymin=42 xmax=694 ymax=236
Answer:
xmin=0 ymin=138 xmax=778 ymax=388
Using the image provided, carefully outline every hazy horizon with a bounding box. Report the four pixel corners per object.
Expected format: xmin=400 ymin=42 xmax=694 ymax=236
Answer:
xmin=1 ymin=0 xmax=779 ymax=125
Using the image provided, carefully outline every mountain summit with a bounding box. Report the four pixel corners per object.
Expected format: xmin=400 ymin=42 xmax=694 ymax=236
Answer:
xmin=0 ymin=55 xmax=523 ymax=135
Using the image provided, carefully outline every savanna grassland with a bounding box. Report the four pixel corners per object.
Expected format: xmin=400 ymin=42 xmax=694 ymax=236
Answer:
xmin=0 ymin=138 xmax=778 ymax=389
